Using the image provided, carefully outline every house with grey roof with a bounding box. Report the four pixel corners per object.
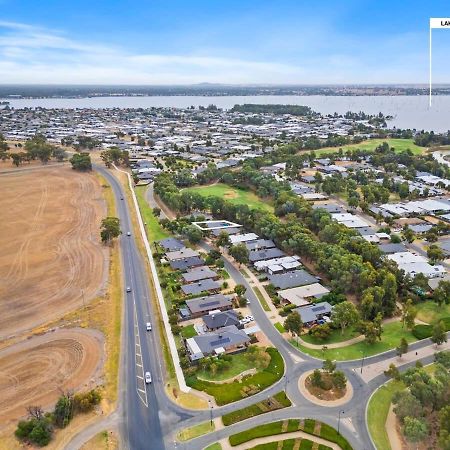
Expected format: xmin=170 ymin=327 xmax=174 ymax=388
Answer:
xmin=181 ymin=279 xmax=221 ymax=296
xmin=246 ymin=239 xmax=276 ymax=251
xmin=169 ymin=256 xmax=204 ymax=271
xmin=158 ymin=237 xmax=185 ymax=252
xmin=294 ymin=302 xmax=333 ymax=326
xmin=249 ymin=247 xmax=286 ymax=263
xmin=378 ymin=243 xmax=408 ymax=254
xmin=202 ymin=310 xmax=241 ymax=331
xmin=165 ymin=248 xmax=199 ymax=261
xmin=268 ymin=270 xmax=318 ymax=290
xmin=185 ymin=325 xmax=250 ymax=361
xmin=184 ymin=294 xmax=233 ymax=318
xmin=182 ymin=266 xmax=218 ymax=283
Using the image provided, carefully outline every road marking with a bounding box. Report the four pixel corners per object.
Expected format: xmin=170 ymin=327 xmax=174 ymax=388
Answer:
xmin=136 ymin=375 xmax=144 ymax=379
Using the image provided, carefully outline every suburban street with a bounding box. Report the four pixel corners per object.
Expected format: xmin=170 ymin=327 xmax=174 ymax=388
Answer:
xmin=66 ymin=170 xmax=449 ymax=450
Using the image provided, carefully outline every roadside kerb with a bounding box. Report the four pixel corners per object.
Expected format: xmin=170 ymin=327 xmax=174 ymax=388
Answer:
xmin=114 ymin=165 xmax=190 ymax=393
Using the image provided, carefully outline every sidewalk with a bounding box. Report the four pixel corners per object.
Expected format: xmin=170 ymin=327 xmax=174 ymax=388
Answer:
xmin=357 ymin=340 xmax=450 ymax=383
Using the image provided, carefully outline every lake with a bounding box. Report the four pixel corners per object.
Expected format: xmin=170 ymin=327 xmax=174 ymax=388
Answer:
xmin=3 ymin=95 xmax=450 ymax=132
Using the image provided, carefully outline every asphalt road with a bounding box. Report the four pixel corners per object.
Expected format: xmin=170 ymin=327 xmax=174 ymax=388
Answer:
xmin=83 ymin=172 xmax=447 ymax=450
xmin=95 ymin=166 xmax=193 ymax=450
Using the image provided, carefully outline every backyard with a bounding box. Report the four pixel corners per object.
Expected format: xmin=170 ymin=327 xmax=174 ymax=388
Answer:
xmin=294 ymin=321 xmax=417 ymax=361
xmin=184 ymin=183 xmax=273 ymax=212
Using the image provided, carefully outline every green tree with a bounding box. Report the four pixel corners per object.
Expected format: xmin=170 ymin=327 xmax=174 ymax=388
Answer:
xmin=234 ymin=284 xmax=246 ymax=297
xmin=10 ymin=153 xmax=23 ymax=167
xmin=433 ymin=281 xmax=450 ymax=306
xmin=100 ymin=217 xmax=121 ymax=244
xmin=69 ymin=152 xmax=92 ymax=171
xmin=229 ymin=243 xmax=249 ymax=266
xmin=54 ymin=393 xmax=73 ymax=428
xmin=403 ymin=417 xmax=428 ymax=445
xmin=393 ymin=391 xmax=423 ymax=423
xmin=284 ymin=311 xmax=303 ymax=337
xmin=427 ymin=244 xmax=445 ymax=263
xmin=331 ymin=371 xmax=347 ymax=390
xmin=311 ymin=369 xmax=322 ymax=388
xmin=396 ymin=338 xmax=409 ymax=358
xmin=322 ymin=358 xmax=336 ymax=374
xmin=431 ymin=321 xmax=447 ymax=346
xmin=403 ymin=227 xmax=415 ymax=243
xmin=216 ymin=231 xmax=231 ymax=248
xmin=439 ymin=405 xmax=450 ymax=450
xmin=152 ymin=207 xmax=161 ymax=217
xmin=184 ymin=225 xmax=202 ymax=244
xmin=362 ymin=313 xmax=383 ymax=344
xmin=331 ymin=301 xmax=359 ymax=335
xmin=402 ymin=299 xmax=417 ymax=330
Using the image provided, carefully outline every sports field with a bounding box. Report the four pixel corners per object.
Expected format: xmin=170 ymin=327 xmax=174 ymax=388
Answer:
xmin=311 ymin=138 xmax=425 ymax=156
xmin=184 ymin=183 xmax=273 ymax=212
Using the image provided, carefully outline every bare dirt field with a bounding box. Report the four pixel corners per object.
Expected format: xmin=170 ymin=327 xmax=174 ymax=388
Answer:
xmin=0 ymin=328 xmax=103 ymax=428
xmin=0 ymin=166 xmax=107 ymax=339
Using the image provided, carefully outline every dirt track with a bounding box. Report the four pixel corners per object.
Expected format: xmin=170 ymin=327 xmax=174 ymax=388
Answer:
xmin=0 ymin=328 xmax=103 ymax=427
xmin=0 ymin=166 xmax=107 ymax=339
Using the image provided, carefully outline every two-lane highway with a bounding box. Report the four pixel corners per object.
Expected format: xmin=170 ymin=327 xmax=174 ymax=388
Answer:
xmin=96 ymin=166 xmax=193 ymax=450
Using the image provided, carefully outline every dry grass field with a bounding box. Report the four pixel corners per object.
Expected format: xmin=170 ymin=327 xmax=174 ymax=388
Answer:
xmin=0 ymin=166 xmax=107 ymax=340
xmin=0 ymin=328 xmax=103 ymax=428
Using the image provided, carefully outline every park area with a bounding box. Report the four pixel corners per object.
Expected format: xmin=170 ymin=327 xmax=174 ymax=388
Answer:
xmin=184 ymin=183 xmax=273 ymax=212
xmin=311 ymin=138 xmax=425 ymax=156
xmin=295 ymin=321 xmax=417 ymax=361
xmin=0 ymin=167 xmax=107 ymax=339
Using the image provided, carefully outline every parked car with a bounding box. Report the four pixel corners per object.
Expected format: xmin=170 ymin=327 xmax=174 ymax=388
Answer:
xmin=145 ymin=372 xmax=152 ymax=384
xmin=146 ymin=322 xmax=152 ymax=331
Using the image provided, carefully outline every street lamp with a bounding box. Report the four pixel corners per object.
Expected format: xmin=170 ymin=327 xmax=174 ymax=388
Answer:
xmin=360 ymin=350 xmax=366 ymax=374
xmin=337 ymin=410 xmax=345 ymax=435
xmin=209 ymin=400 xmax=213 ymax=427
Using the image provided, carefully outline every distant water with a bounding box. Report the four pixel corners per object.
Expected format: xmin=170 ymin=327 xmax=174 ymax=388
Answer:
xmin=2 ymin=95 xmax=450 ymax=132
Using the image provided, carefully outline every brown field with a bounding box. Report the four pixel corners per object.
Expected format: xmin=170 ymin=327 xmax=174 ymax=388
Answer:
xmin=0 ymin=328 xmax=103 ymax=427
xmin=0 ymin=166 xmax=107 ymax=339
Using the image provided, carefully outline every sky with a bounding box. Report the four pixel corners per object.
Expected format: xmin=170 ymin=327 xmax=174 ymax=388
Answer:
xmin=0 ymin=0 xmax=450 ymax=85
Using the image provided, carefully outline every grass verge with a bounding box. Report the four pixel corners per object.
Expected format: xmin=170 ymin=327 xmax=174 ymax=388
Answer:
xmin=301 ymin=327 xmax=359 ymax=345
xmin=253 ymin=286 xmax=271 ymax=312
xmin=367 ymin=379 xmax=405 ymax=450
xmin=294 ymin=321 xmax=417 ymax=361
xmin=222 ymin=391 xmax=291 ymax=426
xmin=204 ymin=443 xmax=222 ymax=450
xmin=274 ymin=322 xmax=286 ymax=333
xmin=177 ymin=421 xmax=215 ymax=442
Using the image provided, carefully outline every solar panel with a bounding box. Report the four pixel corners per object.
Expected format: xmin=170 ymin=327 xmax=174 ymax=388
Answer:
xmin=200 ymin=300 xmax=220 ymax=308
xmin=210 ymin=337 xmax=231 ymax=347
xmin=312 ymin=306 xmax=326 ymax=312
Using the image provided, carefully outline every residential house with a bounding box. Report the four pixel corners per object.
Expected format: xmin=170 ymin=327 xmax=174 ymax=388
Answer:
xmin=294 ymin=302 xmax=333 ymax=327
xmin=184 ymin=294 xmax=233 ymax=319
xmin=181 ymin=279 xmax=221 ymax=296
xmin=268 ymin=270 xmax=318 ymax=290
xmin=278 ymin=283 xmax=330 ymax=307
xmin=202 ymin=310 xmax=241 ymax=331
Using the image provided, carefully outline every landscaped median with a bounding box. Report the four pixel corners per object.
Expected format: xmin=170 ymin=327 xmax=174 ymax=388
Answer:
xmin=185 ymin=347 xmax=284 ymax=405
xmin=222 ymin=391 xmax=291 ymax=426
xmin=228 ymin=419 xmax=353 ymax=450
xmin=177 ymin=421 xmax=215 ymax=442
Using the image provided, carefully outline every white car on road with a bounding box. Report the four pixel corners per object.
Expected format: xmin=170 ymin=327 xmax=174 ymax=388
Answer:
xmin=145 ymin=372 xmax=152 ymax=384
xmin=146 ymin=322 xmax=152 ymax=331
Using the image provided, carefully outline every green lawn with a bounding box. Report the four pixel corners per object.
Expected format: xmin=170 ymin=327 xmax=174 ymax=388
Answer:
xmin=177 ymin=421 xmax=215 ymax=442
xmin=204 ymin=444 xmax=222 ymax=450
xmin=253 ymin=286 xmax=271 ymax=312
xmin=367 ymin=379 xmax=405 ymax=450
xmin=196 ymin=352 xmax=259 ymax=382
xmin=294 ymin=321 xmax=417 ymax=361
xmin=301 ymin=327 xmax=360 ymax=346
xmin=416 ymin=301 xmax=450 ymax=324
xmin=249 ymin=439 xmax=326 ymax=450
xmin=229 ymin=419 xmax=352 ymax=450
xmin=186 ymin=348 xmax=284 ymax=405
xmin=135 ymin=186 xmax=170 ymax=242
xmin=222 ymin=391 xmax=291 ymax=426
xmin=184 ymin=183 xmax=273 ymax=212
xmin=181 ymin=324 xmax=198 ymax=339
xmin=310 ymin=138 xmax=425 ymax=156
xmin=274 ymin=322 xmax=286 ymax=333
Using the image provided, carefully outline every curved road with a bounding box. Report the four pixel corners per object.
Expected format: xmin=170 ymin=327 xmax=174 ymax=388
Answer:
xmin=76 ymin=170 xmax=447 ymax=450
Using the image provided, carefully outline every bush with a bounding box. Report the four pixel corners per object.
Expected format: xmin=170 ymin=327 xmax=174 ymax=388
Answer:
xmin=412 ymin=324 xmax=432 ymax=340
xmin=73 ymin=389 xmax=102 ymax=413
xmin=15 ymin=418 xmax=53 ymax=447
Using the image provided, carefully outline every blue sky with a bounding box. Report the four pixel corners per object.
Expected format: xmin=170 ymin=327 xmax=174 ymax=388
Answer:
xmin=0 ymin=0 xmax=449 ymax=84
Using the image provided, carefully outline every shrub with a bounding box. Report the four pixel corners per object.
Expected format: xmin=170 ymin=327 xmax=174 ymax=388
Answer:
xmin=73 ymin=389 xmax=102 ymax=413
xmin=15 ymin=418 xmax=53 ymax=447
xmin=412 ymin=324 xmax=432 ymax=340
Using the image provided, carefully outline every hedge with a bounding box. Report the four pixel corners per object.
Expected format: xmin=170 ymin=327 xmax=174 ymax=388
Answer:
xmin=319 ymin=423 xmax=353 ymax=450
xmin=412 ymin=317 xmax=450 ymax=340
